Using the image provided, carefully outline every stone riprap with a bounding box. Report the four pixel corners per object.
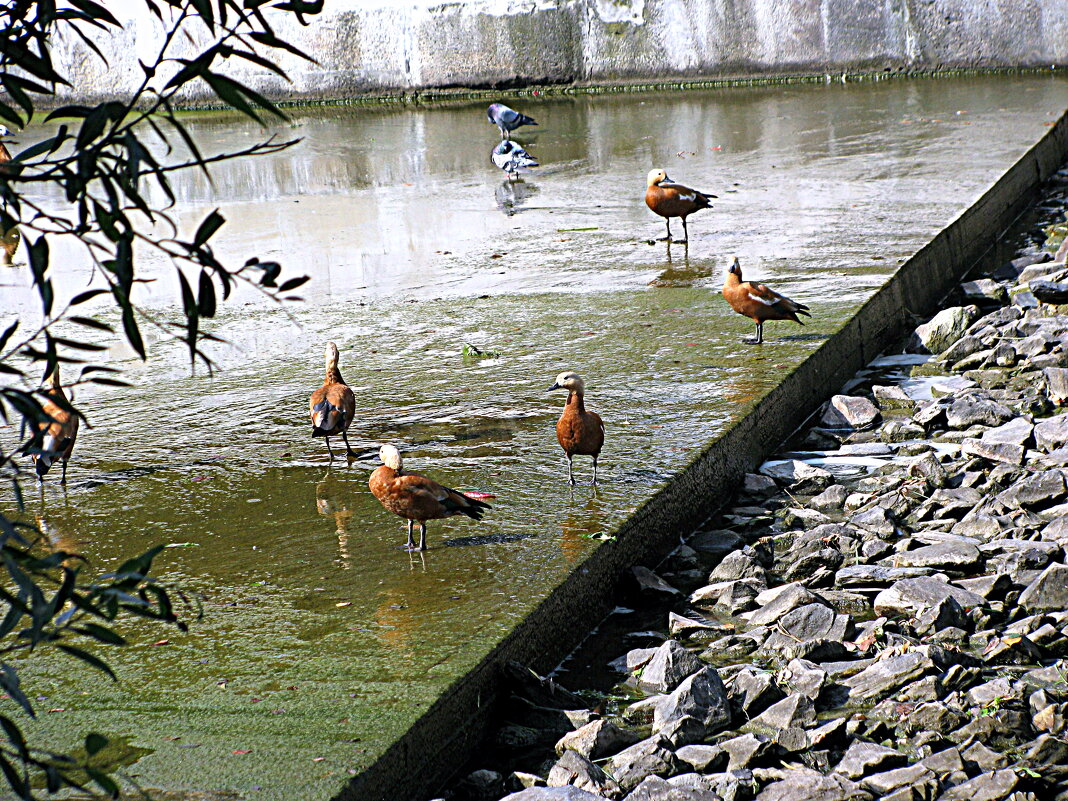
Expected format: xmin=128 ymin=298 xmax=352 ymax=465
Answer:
xmin=48 ymin=0 xmax=1068 ymax=105
xmin=436 ymin=167 xmax=1068 ymax=801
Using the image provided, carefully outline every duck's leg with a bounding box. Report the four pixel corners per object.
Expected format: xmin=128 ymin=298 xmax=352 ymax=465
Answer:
xmin=418 ymin=523 xmax=428 ymax=552
xmin=325 ymin=437 xmax=335 ymax=461
xmin=676 ymin=217 xmax=689 ymax=244
xmin=61 ymin=459 xmax=68 ymax=485
xmin=405 ymin=519 xmax=416 ymax=549
xmin=656 ymin=219 xmax=673 ymax=242
xmin=592 ymin=455 xmax=598 ymax=486
xmin=567 ymin=455 xmax=575 ymax=485
xmin=744 ymin=321 xmax=764 ymax=344
xmin=341 ymin=429 xmax=358 ymax=460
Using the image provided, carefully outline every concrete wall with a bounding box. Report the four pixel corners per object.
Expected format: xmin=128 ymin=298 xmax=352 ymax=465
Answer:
xmin=337 ymin=109 xmax=1068 ymax=801
xmin=48 ymin=0 xmax=1068 ymax=104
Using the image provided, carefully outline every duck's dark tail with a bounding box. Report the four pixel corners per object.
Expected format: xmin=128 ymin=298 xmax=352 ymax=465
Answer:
xmin=443 ymin=488 xmax=492 ymax=520
xmin=311 ymin=399 xmax=343 ymax=437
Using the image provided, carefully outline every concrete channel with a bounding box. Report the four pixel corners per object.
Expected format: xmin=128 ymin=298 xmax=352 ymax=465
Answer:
xmin=337 ymin=108 xmax=1068 ymax=801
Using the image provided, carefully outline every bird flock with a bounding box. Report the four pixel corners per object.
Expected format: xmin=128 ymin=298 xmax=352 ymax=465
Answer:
xmin=23 ymin=103 xmax=814 ymax=554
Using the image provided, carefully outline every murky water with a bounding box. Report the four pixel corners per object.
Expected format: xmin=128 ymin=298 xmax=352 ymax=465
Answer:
xmin=2 ymin=75 xmax=1067 ymax=799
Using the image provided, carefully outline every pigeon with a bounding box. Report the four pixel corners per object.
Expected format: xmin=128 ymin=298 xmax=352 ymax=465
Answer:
xmin=487 ymin=103 xmax=537 ymax=139
xmin=492 ymin=140 xmax=538 ymax=180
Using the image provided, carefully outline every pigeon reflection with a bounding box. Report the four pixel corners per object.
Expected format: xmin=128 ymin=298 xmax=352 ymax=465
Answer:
xmin=315 ymin=473 xmax=356 ymax=569
xmin=495 ymin=179 xmax=539 ymax=217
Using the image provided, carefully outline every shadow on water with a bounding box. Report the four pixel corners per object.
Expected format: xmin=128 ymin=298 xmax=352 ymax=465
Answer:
xmin=441 ymin=532 xmax=536 ymax=547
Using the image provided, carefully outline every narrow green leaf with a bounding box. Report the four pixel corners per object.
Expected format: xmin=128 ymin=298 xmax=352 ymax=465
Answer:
xmin=55 ymin=645 xmax=117 ymax=680
xmin=193 ymin=209 xmax=224 ymax=248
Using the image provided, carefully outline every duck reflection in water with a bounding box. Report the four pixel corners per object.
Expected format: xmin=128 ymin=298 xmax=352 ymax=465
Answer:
xmin=315 ymin=473 xmax=356 ymax=569
xmin=495 ymin=179 xmax=539 ymax=217
xmin=560 ymin=489 xmax=604 ymax=565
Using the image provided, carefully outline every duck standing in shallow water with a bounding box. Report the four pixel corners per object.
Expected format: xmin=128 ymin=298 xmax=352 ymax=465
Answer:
xmin=722 ymin=257 xmax=811 ymax=344
xmin=645 ymin=168 xmax=717 ymax=244
xmin=32 ymin=365 xmax=79 ymax=483
xmin=492 ymin=140 xmax=538 ymax=180
xmin=548 ymin=371 xmax=605 ymax=485
xmin=369 ymin=444 xmax=491 ymax=552
xmin=487 ymin=103 xmax=538 ymax=139
xmin=309 ymin=342 xmax=357 ymax=460
xmin=0 ymin=125 xmax=19 ymax=266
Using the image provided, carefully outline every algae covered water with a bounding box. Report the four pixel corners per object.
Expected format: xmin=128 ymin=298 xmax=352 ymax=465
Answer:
xmin=1 ymin=74 xmax=1067 ymax=799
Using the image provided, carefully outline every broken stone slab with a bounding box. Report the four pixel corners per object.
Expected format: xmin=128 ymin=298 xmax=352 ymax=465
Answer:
xmin=874 ymin=576 xmax=986 ymax=617
xmin=831 ymin=741 xmax=907 ymax=780
xmin=850 ymin=506 xmax=896 ymax=536
xmin=546 ymin=750 xmax=621 ymax=797
xmin=638 ymin=640 xmax=705 ymax=694
xmin=501 ymin=786 xmax=604 ymax=801
xmin=1018 ymin=563 xmax=1068 ymax=613
xmin=945 ymin=395 xmax=1014 ymax=429
xmin=652 ymin=666 xmax=732 ymax=744
xmin=835 ymin=565 xmax=934 ymax=587
xmin=746 ymin=584 xmax=822 ymax=627
xmin=961 ymin=437 xmax=1025 ymax=465
xmin=555 ymin=719 xmax=640 ymax=761
xmin=843 ymin=651 xmax=932 ymax=704
xmin=605 ymin=735 xmax=679 ymax=794
xmin=673 ymin=744 xmax=726 ymax=773
xmin=908 ymin=306 xmax=979 ymax=355
xmin=754 ymin=769 xmax=872 ymax=801
xmin=891 ymin=542 xmax=982 ymax=573
xmin=1036 ymin=413 xmax=1068 ymax=452
xmin=688 ymin=529 xmax=744 ymax=557
xmin=821 ymin=395 xmax=881 ymax=430
xmin=872 ymin=384 xmax=914 ymax=410
xmin=758 ymin=459 xmax=833 ymax=492
xmin=625 ymin=775 xmax=719 ymax=801
xmin=960 ymin=279 xmax=1008 ymax=304
xmin=858 ymin=763 xmax=937 ymax=797
xmin=995 ymin=469 xmax=1067 ymax=508
xmin=1045 ymin=367 xmax=1068 ymax=405
xmin=631 ymin=566 xmax=682 ymax=598
xmin=748 ymin=693 xmax=816 ymax=732
xmin=981 ymin=416 xmax=1034 ymax=446
xmin=934 ymin=768 xmax=1019 ymax=801
xmin=719 ymin=732 xmax=773 ymax=771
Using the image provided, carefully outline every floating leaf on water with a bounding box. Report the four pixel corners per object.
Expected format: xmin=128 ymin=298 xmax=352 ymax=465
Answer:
xmin=556 ymin=226 xmax=599 ymax=232
xmin=462 ymin=343 xmax=502 ymax=360
xmin=233 ymin=750 xmax=252 ymax=755
xmin=335 ymin=602 xmax=351 ymax=608
xmin=164 ymin=542 xmax=196 ymax=548
xmin=151 ymin=639 xmax=170 ymax=646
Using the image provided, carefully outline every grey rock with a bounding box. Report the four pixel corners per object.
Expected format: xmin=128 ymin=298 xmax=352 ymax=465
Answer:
xmin=1040 ymin=514 xmax=1068 ymax=545
xmin=907 ymin=451 xmax=948 ymax=487
xmin=672 ymin=772 xmax=756 ymax=801
xmin=729 ymin=668 xmax=784 ymax=717
xmin=689 ymin=530 xmax=745 ymax=557
xmin=779 ymin=658 xmax=826 ymax=700
xmin=844 ymin=651 xmax=931 ymax=703
xmin=945 ymin=395 xmax=1014 ymax=429
xmin=880 ymin=420 xmax=927 ymax=442
xmin=626 ymin=775 xmax=721 ymax=801
xmin=909 ymin=306 xmax=978 ymax=355
xmin=918 ymin=746 xmax=965 ymax=780
xmin=872 ymin=384 xmax=914 ymax=409
xmin=639 ymin=641 xmax=705 ymax=694
xmin=1045 ymin=367 xmax=1068 ymax=405
xmin=960 ymin=740 xmax=1010 ymax=771
xmin=859 ymin=763 xmax=936 ymax=796
xmin=719 ymin=733 xmax=771 ymax=771
xmin=556 ymin=719 xmax=640 ymax=760
xmin=821 ymin=395 xmax=880 ymax=430
xmin=961 ymin=437 xmax=1025 ymax=465
xmin=459 ymin=769 xmax=505 ymax=799
xmin=764 ymin=604 xmax=850 ymax=650
xmin=668 ymin=613 xmax=716 ymax=639
xmin=981 ymin=416 xmax=1034 ymax=446
xmin=606 ymin=736 xmax=679 ymax=793
xmin=502 ymin=787 xmax=605 ymax=801
xmin=1018 ymin=563 xmax=1068 ymax=613
xmin=914 ymin=594 xmax=970 ymax=634
xmin=1036 ymin=413 xmax=1068 ymax=452
xmin=742 ymin=473 xmax=778 ymax=497
xmin=873 ymin=576 xmax=986 ymax=617
xmin=960 ymin=279 xmax=1007 ymax=304
xmin=546 ymin=750 xmax=621 ymax=797
xmin=930 ymin=375 xmax=978 ymax=396
xmin=746 ymin=584 xmax=820 ymax=627
xmin=835 ymin=565 xmax=934 ymax=586
xmin=934 ymin=768 xmax=1019 ymax=801
xmin=850 ymin=506 xmax=896 ymax=536
xmin=632 ymin=566 xmax=683 ymax=597
xmin=891 ymin=542 xmax=981 ymax=572
xmin=749 ymin=693 xmax=816 ymax=731
xmin=653 ymin=667 xmax=732 ymax=744
xmin=673 ymin=745 xmax=725 ymax=773
xmin=940 ymin=335 xmax=985 ymax=365
xmin=755 ymin=769 xmax=872 ymax=801
xmin=832 ymin=741 xmax=906 ymax=780
xmin=811 ymin=484 xmax=849 ymax=513
xmin=709 ymin=551 xmax=766 ymax=583
xmin=996 ymin=469 xmax=1066 ymax=508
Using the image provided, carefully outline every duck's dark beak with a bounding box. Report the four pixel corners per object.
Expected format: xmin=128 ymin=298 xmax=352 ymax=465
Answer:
xmin=547 ymin=382 xmax=560 ymax=392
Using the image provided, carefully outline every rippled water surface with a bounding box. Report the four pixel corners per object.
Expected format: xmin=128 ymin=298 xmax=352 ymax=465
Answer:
xmin=1 ymin=75 xmax=1066 ymax=799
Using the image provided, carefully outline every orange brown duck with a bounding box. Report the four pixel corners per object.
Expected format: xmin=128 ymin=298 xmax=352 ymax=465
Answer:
xmin=722 ymin=257 xmax=810 ymax=344
xmin=0 ymin=125 xmax=19 ymax=267
xmin=32 ymin=365 xmax=79 ymax=483
xmin=309 ymin=342 xmax=357 ymax=460
xmin=548 ymin=371 xmax=605 ymax=485
xmin=645 ymin=168 xmax=717 ymax=244
xmin=369 ymin=444 xmax=491 ymax=551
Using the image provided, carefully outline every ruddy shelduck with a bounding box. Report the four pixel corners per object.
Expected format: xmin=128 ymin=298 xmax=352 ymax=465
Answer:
xmin=548 ymin=371 xmax=605 ymax=485
xmin=309 ymin=342 xmax=357 ymax=460
xmin=487 ymin=103 xmax=537 ymax=139
xmin=645 ymin=168 xmax=717 ymax=244
xmin=722 ymin=257 xmax=811 ymax=344
xmin=0 ymin=125 xmax=19 ymax=267
xmin=368 ymin=444 xmax=491 ymax=551
xmin=32 ymin=365 xmax=79 ymax=483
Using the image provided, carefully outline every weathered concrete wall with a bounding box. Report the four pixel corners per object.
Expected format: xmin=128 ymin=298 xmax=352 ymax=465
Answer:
xmin=47 ymin=0 xmax=1068 ymax=104
xmin=336 ymin=109 xmax=1068 ymax=801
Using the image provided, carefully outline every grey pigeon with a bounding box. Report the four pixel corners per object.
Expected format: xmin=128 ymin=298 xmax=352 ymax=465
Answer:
xmin=492 ymin=140 xmax=538 ymax=179
xmin=488 ymin=103 xmax=537 ymax=139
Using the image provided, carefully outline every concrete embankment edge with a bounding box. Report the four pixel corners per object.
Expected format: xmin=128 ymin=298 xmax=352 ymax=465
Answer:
xmin=337 ymin=109 xmax=1068 ymax=801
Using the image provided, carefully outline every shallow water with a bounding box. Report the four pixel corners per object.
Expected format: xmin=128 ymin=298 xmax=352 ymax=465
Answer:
xmin=1 ymin=75 xmax=1067 ymax=799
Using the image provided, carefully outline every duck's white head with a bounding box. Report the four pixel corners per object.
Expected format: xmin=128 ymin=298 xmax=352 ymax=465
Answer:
xmin=647 ymin=168 xmax=670 ymax=187
xmin=379 ymin=444 xmax=403 ymax=471
xmin=548 ymin=371 xmax=585 ymax=393
xmin=325 ymin=341 xmax=339 ymax=367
